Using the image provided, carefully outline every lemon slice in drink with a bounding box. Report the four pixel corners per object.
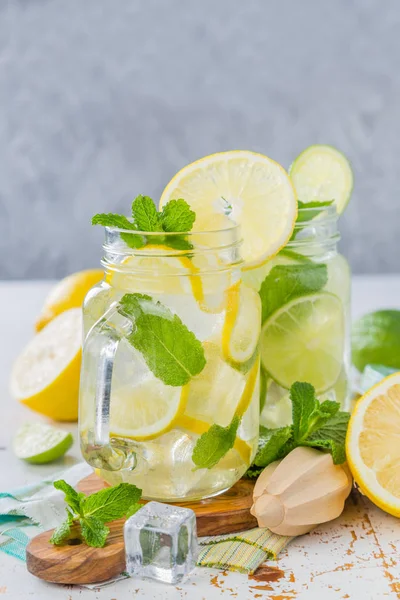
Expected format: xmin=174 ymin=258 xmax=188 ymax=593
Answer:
xmin=10 ymin=308 xmax=82 ymax=421
xmin=260 ymin=292 xmax=344 ymax=392
xmin=176 ymin=344 xmax=259 ymax=462
xmin=222 ymin=282 xmax=261 ymax=365
xmin=109 ymin=376 xmax=188 ymax=441
xmin=346 ymin=373 xmax=400 ymax=517
xmin=289 ymin=145 xmax=353 ymax=214
xmin=160 ymin=151 xmax=297 ymax=268
xmin=13 ymin=423 xmax=73 ymax=464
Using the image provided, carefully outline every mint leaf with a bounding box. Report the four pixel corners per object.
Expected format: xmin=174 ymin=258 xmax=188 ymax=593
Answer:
xmin=290 ymin=382 xmax=319 ymax=442
xmin=163 ymin=235 xmax=193 ymax=251
xmin=92 ymin=213 xmax=137 ymax=230
xmin=80 ymin=517 xmax=109 ymax=548
xmin=259 ymin=263 xmax=327 ymax=323
xmin=50 ymin=519 xmax=72 ymax=545
xmin=120 ymin=293 xmax=206 ymax=386
xmin=296 ymin=200 xmax=334 ymax=223
xmin=304 ymin=412 xmax=350 ymax=464
xmin=131 ymin=195 xmax=163 ymax=232
xmin=291 ymin=382 xmax=341 ymax=443
xmin=254 ymin=425 xmax=293 ymax=467
xmin=161 ymin=199 xmax=195 ymax=233
xmin=192 ymin=416 xmax=240 ymax=470
xmin=92 ymin=213 xmax=144 ymax=249
xmin=352 ymin=310 xmax=400 ymax=372
xmin=53 ymin=480 xmax=82 ymax=515
xmin=125 ymin=503 xmax=142 ymax=519
xmin=81 ymin=482 xmax=142 ymax=522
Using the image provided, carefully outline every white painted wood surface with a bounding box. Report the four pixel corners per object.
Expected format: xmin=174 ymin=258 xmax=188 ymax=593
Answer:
xmin=1 ymin=277 xmax=400 ymax=599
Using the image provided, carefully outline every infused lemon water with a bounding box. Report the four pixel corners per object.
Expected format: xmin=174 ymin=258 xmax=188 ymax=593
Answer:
xmin=79 ymin=225 xmax=261 ymax=501
xmin=79 ymin=152 xmax=299 ymax=502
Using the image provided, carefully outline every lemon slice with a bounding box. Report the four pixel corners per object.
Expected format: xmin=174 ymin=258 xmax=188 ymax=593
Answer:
xmin=183 ymin=343 xmax=246 ymax=427
xmin=159 ymin=151 xmax=298 ymax=268
xmin=176 ymin=343 xmax=259 ymax=463
xmin=10 ymin=308 xmax=82 ymax=421
xmin=346 ymin=373 xmax=400 ymax=516
xmin=109 ymin=376 xmax=188 ymax=441
xmin=35 ymin=269 xmax=103 ymax=331
xmin=289 ymin=145 xmax=353 ymax=214
xmin=260 ymin=292 xmax=344 ymax=392
xmin=222 ymin=282 xmax=261 ymax=365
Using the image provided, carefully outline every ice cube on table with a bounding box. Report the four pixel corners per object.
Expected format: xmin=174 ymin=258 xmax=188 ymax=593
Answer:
xmin=124 ymin=501 xmax=198 ymax=585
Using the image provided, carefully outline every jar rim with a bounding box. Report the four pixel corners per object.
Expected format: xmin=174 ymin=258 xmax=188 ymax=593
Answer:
xmin=104 ymin=221 xmax=241 ymax=237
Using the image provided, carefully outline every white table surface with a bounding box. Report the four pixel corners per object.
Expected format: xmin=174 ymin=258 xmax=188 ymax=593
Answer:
xmin=1 ymin=277 xmax=400 ymax=600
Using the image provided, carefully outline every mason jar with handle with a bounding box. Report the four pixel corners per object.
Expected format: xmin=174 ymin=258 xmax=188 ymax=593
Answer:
xmin=79 ymin=224 xmax=261 ymax=502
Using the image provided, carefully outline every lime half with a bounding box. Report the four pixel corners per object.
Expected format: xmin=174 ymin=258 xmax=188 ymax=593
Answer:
xmin=261 ymin=292 xmax=344 ymax=392
xmin=13 ymin=423 xmax=73 ymax=463
xmin=289 ymin=145 xmax=353 ymax=214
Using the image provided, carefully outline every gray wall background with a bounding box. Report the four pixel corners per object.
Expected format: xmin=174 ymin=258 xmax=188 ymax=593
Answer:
xmin=1 ymin=0 xmax=399 ymax=279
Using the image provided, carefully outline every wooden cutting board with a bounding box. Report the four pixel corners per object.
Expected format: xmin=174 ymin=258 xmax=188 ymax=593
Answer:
xmin=26 ymin=472 xmax=256 ymax=585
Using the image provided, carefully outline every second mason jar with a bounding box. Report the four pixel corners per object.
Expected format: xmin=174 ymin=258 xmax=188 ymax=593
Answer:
xmin=244 ymin=204 xmax=351 ymax=429
xmin=79 ymin=224 xmax=261 ymax=502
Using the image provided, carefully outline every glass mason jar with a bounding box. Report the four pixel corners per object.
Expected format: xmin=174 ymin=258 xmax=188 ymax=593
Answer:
xmin=79 ymin=225 xmax=261 ymax=502
xmin=243 ymin=204 xmax=351 ymax=429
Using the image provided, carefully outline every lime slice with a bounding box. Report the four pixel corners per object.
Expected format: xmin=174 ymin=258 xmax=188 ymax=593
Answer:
xmin=222 ymin=282 xmax=261 ymax=365
xmin=261 ymin=292 xmax=344 ymax=392
xmin=13 ymin=423 xmax=73 ymax=464
xmin=109 ymin=376 xmax=188 ymax=441
xmin=289 ymin=145 xmax=353 ymax=214
xmin=159 ymin=151 xmax=298 ymax=268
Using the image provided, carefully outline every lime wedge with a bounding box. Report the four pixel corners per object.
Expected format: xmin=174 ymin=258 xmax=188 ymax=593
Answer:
xmin=289 ymin=145 xmax=353 ymax=214
xmin=260 ymin=292 xmax=344 ymax=392
xmin=13 ymin=423 xmax=73 ymax=463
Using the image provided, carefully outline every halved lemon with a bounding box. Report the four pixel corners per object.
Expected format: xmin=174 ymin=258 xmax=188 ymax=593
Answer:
xmin=159 ymin=151 xmax=298 ymax=268
xmin=260 ymin=292 xmax=344 ymax=392
xmin=222 ymin=282 xmax=261 ymax=365
xmin=35 ymin=269 xmax=103 ymax=331
xmin=289 ymin=145 xmax=353 ymax=215
xmin=346 ymin=373 xmax=400 ymax=516
xmin=109 ymin=376 xmax=188 ymax=441
xmin=10 ymin=308 xmax=82 ymax=421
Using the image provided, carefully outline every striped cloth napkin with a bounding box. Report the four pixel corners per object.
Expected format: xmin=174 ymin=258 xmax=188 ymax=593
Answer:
xmin=0 ymin=463 xmax=291 ymax=576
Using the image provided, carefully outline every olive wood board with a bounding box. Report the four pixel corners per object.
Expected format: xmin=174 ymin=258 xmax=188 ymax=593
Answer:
xmin=26 ymin=471 xmax=256 ymax=585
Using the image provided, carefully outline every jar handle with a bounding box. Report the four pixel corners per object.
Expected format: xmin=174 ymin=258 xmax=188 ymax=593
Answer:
xmin=79 ymin=307 xmax=137 ymax=472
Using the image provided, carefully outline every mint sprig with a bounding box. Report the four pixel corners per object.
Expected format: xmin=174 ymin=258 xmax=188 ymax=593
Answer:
xmin=119 ymin=293 xmax=206 ymax=386
xmin=248 ymin=381 xmax=350 ymax=476
xmin=50 ymin=481 xmax=142 ymax=548
xmin=92 ymin=196 xmax=196 ymax=250
xmin=259 ymin=263 xmax=327 ymax=323
xmin=192 ymin=416 xmax=240 ymax=470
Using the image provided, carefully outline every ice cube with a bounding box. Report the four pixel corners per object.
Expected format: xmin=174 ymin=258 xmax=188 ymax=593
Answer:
xmin=124 ymin=501 xmax=198 ymax=584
